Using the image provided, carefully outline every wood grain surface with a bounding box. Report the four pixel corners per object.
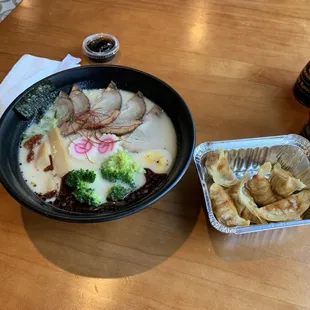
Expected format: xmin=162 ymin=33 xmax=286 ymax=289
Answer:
xmin=1 ymin=0 xmax=310 ymax=309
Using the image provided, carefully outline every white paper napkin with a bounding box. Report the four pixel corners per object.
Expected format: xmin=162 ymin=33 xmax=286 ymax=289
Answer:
xmin=0 ymin=54 xmax=81 ymax=116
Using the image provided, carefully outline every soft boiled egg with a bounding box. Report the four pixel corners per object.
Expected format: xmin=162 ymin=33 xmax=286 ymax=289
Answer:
xmin=133 ymin=149 xmax=173 ymax=174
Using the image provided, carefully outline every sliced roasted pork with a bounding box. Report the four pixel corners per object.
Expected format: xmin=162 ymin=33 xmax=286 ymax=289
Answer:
xmin=100 ymin=92 xmax=146 ymax=135
xmin=59 ymin=121 xmax=82 ymax=137
xmin=69 ymin=84 xmax=90 ymax=114
xmin=122 ymin=106 xmax=174 ymax=152
xmin=57 ymin=85 xmax=90 ymax=136
xmin=115 ymin=91 xmax=146 ymax=123
xmin=75 ymin=81 xmax=122 ymax=130
xmin=100 ymin=120 xmax=142 ymax=135
xmin=90 ymin=81 xmax=122 ymax=113
xmin=53 ymin=91 xmax=74 ymax=126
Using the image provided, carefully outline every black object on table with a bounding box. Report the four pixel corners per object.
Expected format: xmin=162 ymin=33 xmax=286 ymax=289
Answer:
xmin=293 ymin=61 xmax=310 ymax=139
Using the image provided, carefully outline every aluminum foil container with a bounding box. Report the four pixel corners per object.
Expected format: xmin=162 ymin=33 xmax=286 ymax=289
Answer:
xmin=194 ymin=134 xmax=310 ymax=234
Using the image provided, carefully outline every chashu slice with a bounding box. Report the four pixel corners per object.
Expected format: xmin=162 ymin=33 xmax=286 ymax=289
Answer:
xmin=76 ymin=81 xmax=122 ymax=130
xmin=69 ymin=84 xmax=90 ymax=114
xmin=59 ymin=121 xmax=82 ymax=137
xmin=53 ymin=91 xmax=74 ymax=127
xmin=58 ymin=84 xmax=90 ymax=136
xmin=100 ymin=91 xmax=146 ymax=136
xmin=121 ymin=105 xmax=167 ymax=151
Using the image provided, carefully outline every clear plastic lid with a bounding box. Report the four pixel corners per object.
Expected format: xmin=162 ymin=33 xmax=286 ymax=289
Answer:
xmin=82 ymin=33 xmax=120 ymax=61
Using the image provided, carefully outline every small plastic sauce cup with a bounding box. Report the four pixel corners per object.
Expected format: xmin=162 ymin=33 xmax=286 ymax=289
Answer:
xmin=82 ymin=33 xmax=119 ymax=63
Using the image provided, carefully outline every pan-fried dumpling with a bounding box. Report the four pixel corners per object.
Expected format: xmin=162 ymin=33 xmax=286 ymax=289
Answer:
xmin=241 ymin=208 xmax=263 ymax=224
xmin=237 ymin=174 xmax=267 ymax=224
xmin=270 ymin=163 xmax=306 ymax=198
xmin=257 ymin=189 xmax=310 ymax=222
xmin=210 ymin=183 xmax=250 ymax=227
xmin=228 ymin=182 xmax=245 ymax=215
xmin=205 ymin=149 xmax=238 ymax=187
xmin=248 ymin=162 xmax=277 ymax=206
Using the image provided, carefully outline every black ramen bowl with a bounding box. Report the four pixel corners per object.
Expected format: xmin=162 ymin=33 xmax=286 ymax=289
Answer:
xmin=0 ymin=65 xmax=195 ymax=223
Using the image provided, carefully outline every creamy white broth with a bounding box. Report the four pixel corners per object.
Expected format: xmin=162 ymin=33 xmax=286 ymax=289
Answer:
xmin=19 ymin=88 xmax=177 ymax=207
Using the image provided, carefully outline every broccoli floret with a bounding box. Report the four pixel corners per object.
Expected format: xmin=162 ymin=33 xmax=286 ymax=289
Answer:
xmin=66 ymin=169 xmax=96 ymax=188
xmin=107 ymin=185 xmax=130 ymax=201
xmin=101 ymin=151 xmax=143 ymax=187
xmin=65 ymin=169 xmax=100 ymax=207
xmin=73 ymin=181 xmax=101 ymax=207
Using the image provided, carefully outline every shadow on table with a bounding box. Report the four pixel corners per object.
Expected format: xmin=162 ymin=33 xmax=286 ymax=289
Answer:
xmin=22 ymin=164 xmax=202 ymax=278
xmin=207 ymin=219 xmax=310 ymax=262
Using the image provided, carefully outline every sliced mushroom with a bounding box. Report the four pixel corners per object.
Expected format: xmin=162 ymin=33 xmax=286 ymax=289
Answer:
xmin=53 ymin=91 xmax=74 ymax=126
xmin=69 ymin=84 xmax=90 ymax=114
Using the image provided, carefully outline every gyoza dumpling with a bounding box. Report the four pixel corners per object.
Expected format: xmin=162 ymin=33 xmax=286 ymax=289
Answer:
xmin=257 ymin=189 xmax=310 ymax=221
xmin=237 ymin=174 xmax=267 ymax=224
xmin=205 ymin=149 xmax=238 ymax=187
xmin=241 ymin=208 xmax=263 ymax=224
xmin=248 ymin=162 xmax=277 ymax=206
xmin=228 ymin=182 xmax=245 ymax=215
xmin=210 ymin=183 xmax=250 ymax=227
xmin=270 ymin=163 xmax=306 ymax=198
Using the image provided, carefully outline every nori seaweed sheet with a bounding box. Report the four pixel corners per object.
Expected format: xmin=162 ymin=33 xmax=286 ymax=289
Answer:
xmin=14 ymin=81 xmax=58 ymax=121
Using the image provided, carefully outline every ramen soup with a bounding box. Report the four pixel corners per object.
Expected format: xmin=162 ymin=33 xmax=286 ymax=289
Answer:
xmin=19 ymin=82 xmax=177 ymax=213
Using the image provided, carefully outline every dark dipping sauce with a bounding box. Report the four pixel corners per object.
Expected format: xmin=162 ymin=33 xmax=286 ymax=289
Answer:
xmin=87 ymin=38 xmax=115 ymax=53
xmin=52 ymin=169 xmax=167 ymax=213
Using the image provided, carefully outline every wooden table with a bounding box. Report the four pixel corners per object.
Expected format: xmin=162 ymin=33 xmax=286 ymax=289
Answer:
xmin=1 ymin=0 xmax=310 ymax=309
